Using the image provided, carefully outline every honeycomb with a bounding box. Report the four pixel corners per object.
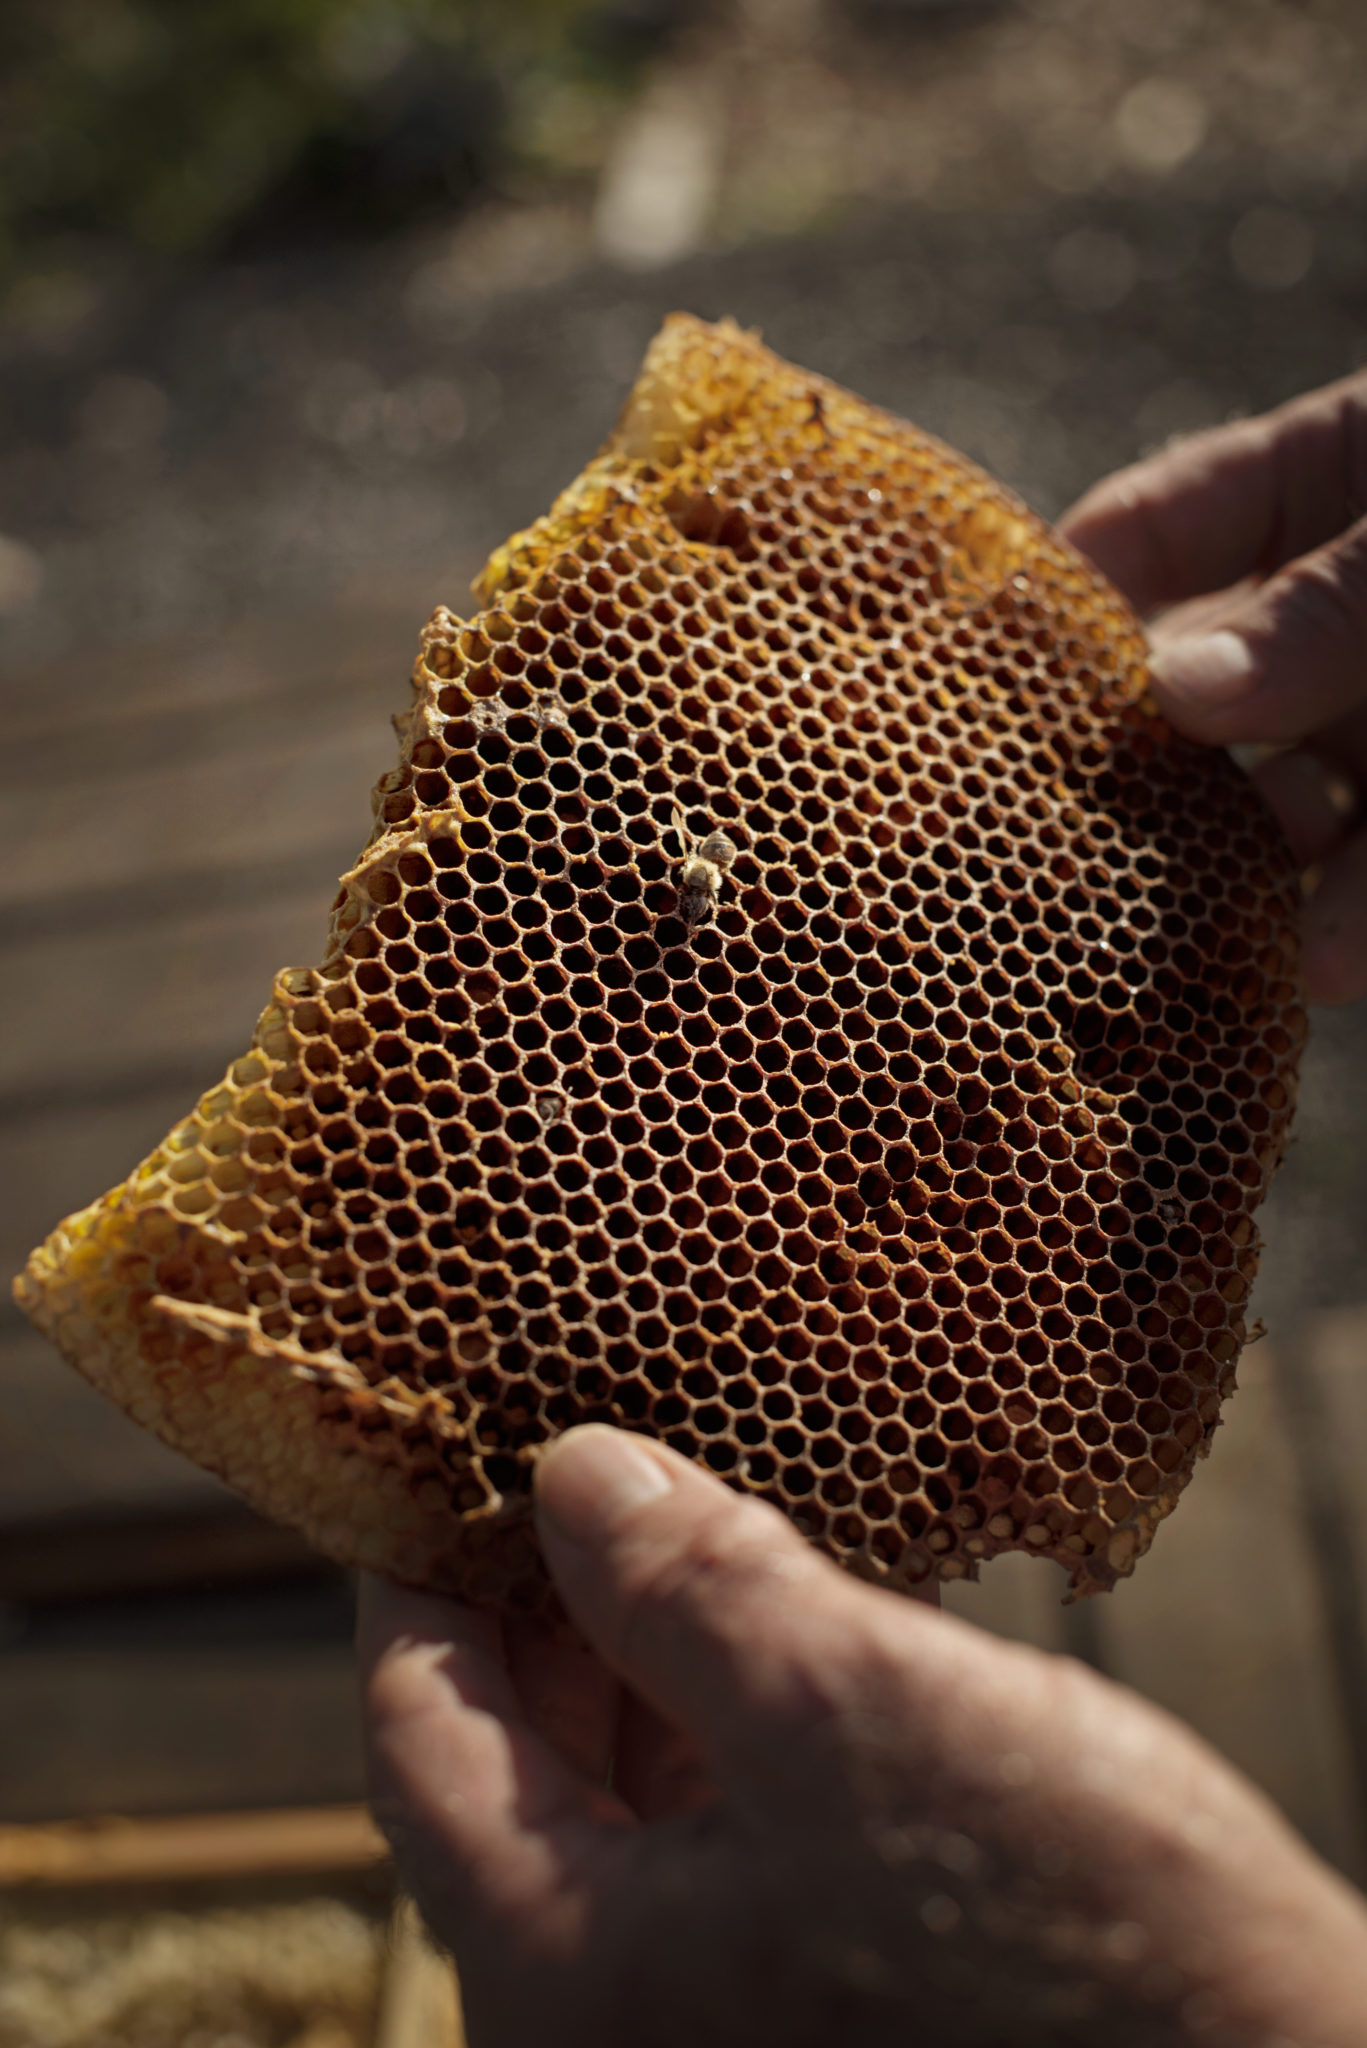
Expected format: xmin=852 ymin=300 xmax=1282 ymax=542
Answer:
xmin=15 ymin=315 xmax=1304 ymax=1611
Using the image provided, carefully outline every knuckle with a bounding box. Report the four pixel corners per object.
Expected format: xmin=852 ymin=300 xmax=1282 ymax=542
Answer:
xmin=612 ymin=1492 xmax=803 ymax=1663
xmin=1121 ymin=453 xmax=1221 ymax=608
xmin=1269 ymin=527 xmax=1367 ymax=654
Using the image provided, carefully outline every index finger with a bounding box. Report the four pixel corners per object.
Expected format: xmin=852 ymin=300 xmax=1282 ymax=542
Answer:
xmin=1060 ymin=371 xmax=1367 ymax=615
xmin=358 ymin=1578 xmax=633 ymax=1941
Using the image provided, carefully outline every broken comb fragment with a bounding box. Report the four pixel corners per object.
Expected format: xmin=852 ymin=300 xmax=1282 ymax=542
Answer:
xmin=14 ymin=314 xmax=1304 ymax=1612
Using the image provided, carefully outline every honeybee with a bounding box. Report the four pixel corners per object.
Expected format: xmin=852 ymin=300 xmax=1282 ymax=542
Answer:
xmin=670 ymin=806 xmax=738 ymax=928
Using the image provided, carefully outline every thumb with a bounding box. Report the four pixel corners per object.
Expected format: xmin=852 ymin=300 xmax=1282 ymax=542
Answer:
xmin=533 ymin=1427 xmax=910 ymax=1778
xmin=1150 ymin=514 xmax=1367 ymax=745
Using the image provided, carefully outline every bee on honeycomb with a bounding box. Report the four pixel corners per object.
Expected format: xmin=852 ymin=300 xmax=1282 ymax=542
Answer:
xmin=671 ymin=806 xmax=740 ymax=929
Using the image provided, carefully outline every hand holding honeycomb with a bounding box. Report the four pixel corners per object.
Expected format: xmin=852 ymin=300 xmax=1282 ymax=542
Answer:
xmin=1063 ymin=364 xmax=1367 ymax=1009
xmin=15 ymin=315 xmax=1304 ymax=1611
xmin=360 ymin=1426 xmax=1367 ymax=2047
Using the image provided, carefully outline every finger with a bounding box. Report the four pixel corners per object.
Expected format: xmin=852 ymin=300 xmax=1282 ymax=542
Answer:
xmin=1251 ymin=749 xmax=1354 ymax=867
xmin=1245 ymin=700 xmax=1367 ymax=864
xmin=1304 ymin=830 xmax=1367 ymax=1005
xmin=532 ymin=1425 xmax=935 ymax=1785
xmin=1148 ymin=513 xmax=1367 ymax=745
xmin=503 ymin=1612 xmax=621 ymax=1784
xmin=1061 ymin=371 xmax=1367 ymax=614
xmin=1306 ymin=698 xmax=1367 ymax=794
xmin=612 ymin=1690 xmax=716 ymax=1822
xmin=357 ymin=1576 xmax=632 ymax=1943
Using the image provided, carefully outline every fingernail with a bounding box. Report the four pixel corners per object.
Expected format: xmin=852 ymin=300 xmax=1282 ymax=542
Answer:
xmin=1150 ymin=629 xmax=1256 ymax=706
xmin=536 ymin=1424 xmax=672 ymax=1546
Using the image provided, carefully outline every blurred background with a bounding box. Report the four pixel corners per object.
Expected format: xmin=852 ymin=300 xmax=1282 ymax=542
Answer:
xmin=2 ymin=1 xmax=1367 ymax=2041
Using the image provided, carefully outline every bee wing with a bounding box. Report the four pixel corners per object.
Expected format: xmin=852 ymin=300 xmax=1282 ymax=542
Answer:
xmin=669 ymin=804 xmax=690 ymax=857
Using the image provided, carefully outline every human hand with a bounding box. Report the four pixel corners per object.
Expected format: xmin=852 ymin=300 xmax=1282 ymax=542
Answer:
xmin=1062 ymin=371 xmax=1367 ymax=1006
xmin=359 ymin=1425 xmax=1367 ymax=2047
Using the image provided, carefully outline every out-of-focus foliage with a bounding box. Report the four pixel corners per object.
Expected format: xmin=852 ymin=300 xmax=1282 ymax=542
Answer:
xmin=0 ymin=0 xmax=682 ymax=273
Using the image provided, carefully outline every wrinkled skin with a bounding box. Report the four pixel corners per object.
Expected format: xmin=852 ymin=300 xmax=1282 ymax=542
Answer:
xmin=361 ymin=1426 xmax=1367 ymax=2047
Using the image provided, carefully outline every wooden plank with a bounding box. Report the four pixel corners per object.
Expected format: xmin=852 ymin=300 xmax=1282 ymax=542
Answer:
xmin=0 ymin=590 xmax=429 ymax=745
xmin=0 ymin=1502 xmax=325 ymax=1605
xmin=0 ymin=1325 xmax=231 ymax=1527
xmin=0 ymin=1803 xmax=386 ymax=1888
xmin=0 ymin=717 xmax=386 ymax=913
xmin=376 ymin=1897 xmax=465 ymax=2048
xmin=0 ymin=838 xmax=359 ymax=953
xmin=1094 ymin=1337 xmax=1366 ymax=1885
xmin=0 ymin=1643 xmax=363 ymax=1823
xmin=0 ymin=897 xmax=325 ymax=1099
